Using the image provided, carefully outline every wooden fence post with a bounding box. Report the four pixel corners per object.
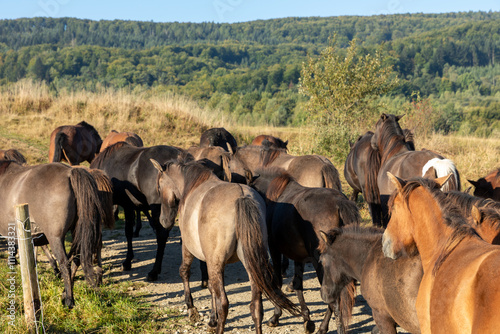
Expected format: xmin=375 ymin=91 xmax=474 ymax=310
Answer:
xmin=15 ymin=203 xmax=43 ymax=333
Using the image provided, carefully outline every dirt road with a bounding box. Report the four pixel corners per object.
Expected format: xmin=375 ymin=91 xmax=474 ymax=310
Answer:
xmin=101 ymin=223 xmax=409 ymax=333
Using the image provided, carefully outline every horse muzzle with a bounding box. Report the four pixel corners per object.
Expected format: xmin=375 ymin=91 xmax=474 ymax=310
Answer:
xmin=382 ymin=233 xmax=398 ymax=260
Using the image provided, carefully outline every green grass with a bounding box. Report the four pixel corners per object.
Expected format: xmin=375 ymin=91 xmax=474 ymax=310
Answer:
xmin=0 ymin=250 xmax=183 ymax=333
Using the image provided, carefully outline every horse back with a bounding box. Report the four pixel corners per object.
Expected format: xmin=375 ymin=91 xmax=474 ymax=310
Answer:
xmin=287 ymin=155 xmax=341 ymax=190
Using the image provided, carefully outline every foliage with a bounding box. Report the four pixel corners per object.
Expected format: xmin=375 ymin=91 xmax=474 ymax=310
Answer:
xmin=300 ymin=38 xmax=399 ymax=162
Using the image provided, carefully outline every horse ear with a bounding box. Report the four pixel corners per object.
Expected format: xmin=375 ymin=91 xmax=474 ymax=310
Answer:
xmin=226 ymin=142 xmax=234 ymax=155
xmin=435 ymin=174 xmax=452 ymax=189
xmin=387 ymin=172 xmax=405 ymax=193
xmin=221 ymin=155 xmax=232 ymax=183
xmin=150 ymin=159 xmax=163 ymax=172
xmin=381 ymin=113 xmax=388 ymax=120
xmin=396 ymin=114 xmax=405 ymax=121
xmin=319 ymin=231 xmax=332 ymax=246
xmin=468 ymin=179 xmax=479 ymax=188
xmin=471 ymin=205 xmax=482 ymax=226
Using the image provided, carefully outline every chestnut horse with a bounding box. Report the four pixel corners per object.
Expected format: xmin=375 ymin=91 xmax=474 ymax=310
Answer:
xmin=49 ymin=121 xmax=102 ymax=165
xmin=199 ymin=127 xmax=237 ymax=153
xmin=0 ymin=149 xmax=27 ymax=164
xmin=319 ymin=198 xmax=500 ymax=334
xmin=468 ymin=168 xmax=500 ymax=201
xmin=382 ymin=174 xmax=500 ymax=333
xmin=0 ymin=161 xmax=105 ymax=308
xmin=151 ymin=159 xmax=299 ymax=334
xmin=90 ymin=142 xmax=188 ymax=281
xmin=370 ymin=114 xmax=460 ymax=226
xmin=250 ymin=168 xmax=360 ymax=334
xmin=251 ymin=135 xmax=288 ymax=150
xmin=100 ymin=130 xmax=144 ymax=152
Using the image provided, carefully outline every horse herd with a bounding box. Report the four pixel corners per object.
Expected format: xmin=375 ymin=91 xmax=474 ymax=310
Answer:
xmin=0 ymin=115 xmax=499 ymax=334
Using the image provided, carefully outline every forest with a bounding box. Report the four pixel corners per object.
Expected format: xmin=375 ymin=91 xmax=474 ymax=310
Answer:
xmin=0 ymin=12 xmax=499 ymax=135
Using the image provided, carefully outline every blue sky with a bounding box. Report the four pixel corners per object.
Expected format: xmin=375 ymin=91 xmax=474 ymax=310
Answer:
xmin=2 ymin=0 xmax=500 ymax=23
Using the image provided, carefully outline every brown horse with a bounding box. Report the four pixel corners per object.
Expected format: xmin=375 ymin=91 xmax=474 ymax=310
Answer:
xmin=250 ymin=168 xmax=360 ymax=334
xmin=49 ymin=121 xmax=102 ymax=165
xmin=100 ymin=130 xmax=146 ymax=237
xmin=319 ymin=190 xmax=500 ymax=334
xmin=100 ymin=130 xmax=144 ymax=152
xmin=370 ymin=114 xmax=460 ymax=226
xmin=0 ymin=149 xmax=27 ymax=164
xmin=233 ymin=145 xmax=342 ymax=191
xmin=382 ymin=174 xmax=500 ymax=333
xmin=151 ymin=159 xmax=299 ymax=334
xmin=251 ymin=135 xmax=288 ymax=150
xmin=468 ymin=168 xmax=500 ymax=201
xmin=0 ymin=161 xmax=105 ymax=308
xmin=199 ymin=127 xmax=238 ymax=152
xmin=90 ymin=142 xmax=189 ymax=281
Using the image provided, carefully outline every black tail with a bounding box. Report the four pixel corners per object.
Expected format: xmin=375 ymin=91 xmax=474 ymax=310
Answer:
xmin=235 ymin=197 xmax=300 ymax=316
xmin=52 ymin=132 xmax=66 ymax=163
xmin=69 ymin=168 xmax=104 ymax=287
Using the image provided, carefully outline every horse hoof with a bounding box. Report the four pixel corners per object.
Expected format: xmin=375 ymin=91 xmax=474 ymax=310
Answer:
xmin=147 ymin=272 xmax=159 ymax=281
xmin=122 ymin=262 xmax=132 ymax=271
xmin=267 ymin=317 xmax=279 ymax=328
xmin=62 ymin=296 xmax=75 ymax=309
xmin=133 ymin=232 xmax=140 ymax=238
xmin=371 ymin=326 xmax=381 ymax=334
xmin=286 ymin=281 xmax=295 ymax=292
xmin=304 ymin=320 xmax=315 ymax=334
xmin=200 ymin=280 xmax=209 ymax=289
xmin=188 ymin=307 xmax=200 ymax=323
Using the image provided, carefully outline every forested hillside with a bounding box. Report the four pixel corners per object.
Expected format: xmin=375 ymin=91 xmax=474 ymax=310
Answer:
xmin=0 ymin=13 xmax=499 ymax=135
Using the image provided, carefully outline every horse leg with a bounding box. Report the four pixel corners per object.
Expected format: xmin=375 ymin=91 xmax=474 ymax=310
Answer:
xmin=292 ymin=261 xmax=315 ymax=334
xmin=371 ymin=310 xmax=397 ymax=334
xmin=179 ymin=244 xmax=199 ymax=323
xmin=50 ymin=239 xmax=74 ymax=308
xmin=41 ymin=244 xmax=61 ymax=278
xmin=199 ymin=260 xmax=209 ymax=289
xmin=122 ymin=207 xmax=135 ymax=271
xmin=147 ymin=206 xmax=171 ymax=281
xmin=350 ymin=189 xmax=359 ymax=202
xmin=267 ymin=246 xmax=283 ymax=327
xmin=241 ymin=259 xmax=264 ymax=334
xmin=207 ymin=264 xmax=228 ymax=334
xmin=133 ymin=209 xmax=142 ymax=237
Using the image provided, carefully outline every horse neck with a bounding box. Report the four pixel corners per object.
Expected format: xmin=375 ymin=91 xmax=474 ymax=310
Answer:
xmin=334 ymin=234 xmax=379 ymax=281
xmin=379 ymin=136 xmax=409 ymax=165
xmin=406 ymin=188 xmax=457 ymax=271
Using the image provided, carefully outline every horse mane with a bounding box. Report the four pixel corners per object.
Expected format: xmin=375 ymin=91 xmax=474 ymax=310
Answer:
xmin=260 ymin=145 xmax=287 ymax=167
xmin=1 ymin=149 xmax=27 ymax=165
xmin=364 ymin=143 xmax=382 ymax=205
xmin=374 ymin=115 xmax=407 ymax=165
xmin=171 ymin=160 xmax=214 ymax=202
xmin=90 ymin=141 xmax=132 ymax=168
xmin=445 ymin=191 xmax=500 ymax=230
xmin=265 ymin=169 xmax=293 ymax=202
xmin=403 ymin=128 xmax=416 ymax=151
xmin=318 ymin=224 xmax=383 ymax=253
xmin=388 ymin=178 xmax=478 ymax=276
xmin=77 ymin=121 xmax=98 ymax=132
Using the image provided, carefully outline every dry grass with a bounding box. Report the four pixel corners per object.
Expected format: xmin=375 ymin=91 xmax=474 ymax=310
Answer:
xmin=0 ymin=79 xmax=498 ymax=193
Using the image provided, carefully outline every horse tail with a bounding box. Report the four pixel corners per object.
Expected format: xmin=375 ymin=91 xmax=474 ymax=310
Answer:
xmin=364 ymin=147 xmax=382 ymax=225
xmin=422 ymin=158 xmax=461 ymax=192
xmin=338 ymin=197 xmax=362 ymax=226
xmin=235 ymin=197 xmax=299 ymax=316
xmin=321 ymin=162 xmax=342 ymax=192
xmin=69 ymin=167 xmax=104 ymax=287
xmin=51 ymin=132 xmax=66 ymax=163
xmin=87 ymin=168 xmax=115 ymax=230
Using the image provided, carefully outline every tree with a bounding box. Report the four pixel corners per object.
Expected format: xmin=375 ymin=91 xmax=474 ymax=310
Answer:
xmin=300 ymin=37 xmax=399 ymax=162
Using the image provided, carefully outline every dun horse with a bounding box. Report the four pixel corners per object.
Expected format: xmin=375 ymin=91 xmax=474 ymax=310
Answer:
xmin=49 ymin=121 xmax=102 ymax=165
xmin=251 ymin=168 xmax=360 ymax=334
xmin=90 ymin=142 xmax=188 ymax=281
xmin=382 ymin=174 xmax=500 ymax=333
xmin=370 ymin=114 xmax=460 ymax=226
xmin=151 ymin=159 xmax=299 ymax=334
xmin=0 ymin=161 xmax=105 ymax=308
xmin=468 ymin=168 xmax=500 ymax=201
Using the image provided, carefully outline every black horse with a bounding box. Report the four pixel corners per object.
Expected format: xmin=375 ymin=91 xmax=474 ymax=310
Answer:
xmin=90 ymin=142 xmax=190 ymax=281
xmin=199 ymin=127 xmax=238 ymax=153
